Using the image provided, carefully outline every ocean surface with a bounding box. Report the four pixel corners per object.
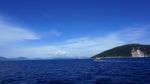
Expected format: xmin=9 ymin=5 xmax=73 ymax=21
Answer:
xmin=0 ymin=58 xmax=150 ymax=84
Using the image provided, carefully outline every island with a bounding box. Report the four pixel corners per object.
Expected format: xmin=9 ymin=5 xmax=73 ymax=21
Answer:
xmin=92 ymin=44 xmax=150 ymax=59
xmin=0 ymin=57 xmax=29 ymax=61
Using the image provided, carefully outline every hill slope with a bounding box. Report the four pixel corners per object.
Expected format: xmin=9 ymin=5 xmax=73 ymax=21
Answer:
xmin=92 ymin=44 xmax=150 ymax=58
xmin=0 ymin=56 xmax=8 ymax=60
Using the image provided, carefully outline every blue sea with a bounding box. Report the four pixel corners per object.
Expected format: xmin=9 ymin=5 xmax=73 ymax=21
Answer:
xmin=0 ymin=58 xmax=150 ymax=84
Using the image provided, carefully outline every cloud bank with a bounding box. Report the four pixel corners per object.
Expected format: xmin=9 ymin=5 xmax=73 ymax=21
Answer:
xmin=0 ymin=18 xmax=150 ymax=59
xmin=6 ymin=35 xmax=124 ymax=59
xmin=0 ymin=21 xmax=39 ymax=45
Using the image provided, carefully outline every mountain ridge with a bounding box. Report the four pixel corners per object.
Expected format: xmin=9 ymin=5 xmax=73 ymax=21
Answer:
xmin=92 ymin=44 xmax=150 ymax=58
xmin=0 ymin=57 xmax=29 ymax=61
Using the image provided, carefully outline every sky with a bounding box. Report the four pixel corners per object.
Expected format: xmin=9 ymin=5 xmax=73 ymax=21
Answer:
xmin=0 ymin=0 xmax=150 ymax=59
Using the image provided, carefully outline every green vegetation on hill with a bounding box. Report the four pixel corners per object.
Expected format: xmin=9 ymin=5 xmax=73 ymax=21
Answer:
xmin=92 ymin=44 xmax=150 ymax=58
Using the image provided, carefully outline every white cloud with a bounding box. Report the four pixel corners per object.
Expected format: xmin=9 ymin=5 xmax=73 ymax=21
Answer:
xmin=0 ymin=21 xmax=150 ymax=59
xmin=13 ymin=25 xmax=149 ymax=59
xmin=48 ymin=30 xmax=61 ymax=36
xmin=1 ymin=34 xmax=125 ymax=59
xmin=38 ymin=29 xmax=62 ymax=39
xmin=116 ymin=25 xmax=150 ymax=43
xmin=0 ymin=20 xmax=39 ymax=45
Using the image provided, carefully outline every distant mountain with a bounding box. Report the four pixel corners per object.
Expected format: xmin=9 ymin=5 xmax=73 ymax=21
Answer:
xmin=0 ymin=56 xmax=8 ymax=60
xmin=13 ymin=57 xmax=29 ymax=60
xmin=0 ymin=56 xmax=29 ymax=61
xmin=92 ymin=44 xmax=150 ymax=58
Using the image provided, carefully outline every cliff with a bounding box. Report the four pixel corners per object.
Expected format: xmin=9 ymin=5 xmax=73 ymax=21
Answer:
xmin=92 ymin=44 xmax=150 ymax=58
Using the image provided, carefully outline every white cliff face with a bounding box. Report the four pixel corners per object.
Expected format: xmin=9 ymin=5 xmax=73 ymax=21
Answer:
xmin=136 ymin=49 xmax=145 ymax=57
xmin=131 ymin=48 xmax=137 ymax=57
xmin=131 ymin=47 xmax=149 ymax=57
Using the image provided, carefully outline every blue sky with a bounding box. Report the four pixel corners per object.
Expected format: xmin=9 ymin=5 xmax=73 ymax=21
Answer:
xmin=0 ymin=0 xmax=150 ymax=59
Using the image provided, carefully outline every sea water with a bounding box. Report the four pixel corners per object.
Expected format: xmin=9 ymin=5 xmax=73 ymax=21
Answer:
xmin=0 ymin=58 xmax=150 ymax=84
